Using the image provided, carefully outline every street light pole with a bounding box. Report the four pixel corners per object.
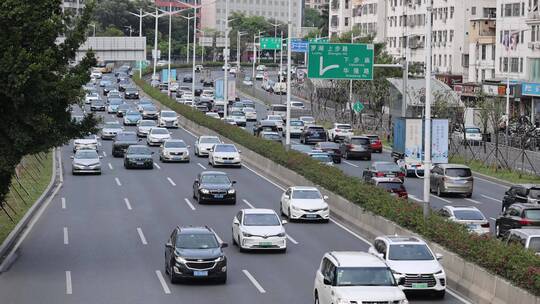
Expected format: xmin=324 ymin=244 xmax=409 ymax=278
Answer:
xmin=285 ymin=0 xmax=292 ymax=146
xmin=270 ymin=22 xmax=280 ymax=64
xmin=129 ymin=9 xmax=150 ymax=78
xmin=152 ymin=7 xmax=159 ymax=81
xmin=237 ymin=31 xmax=247 ymax=72
xmin=192 ymin=8 xmax=197 ymax=98
xmin=223 ymin=0 xmax=230 ymax=118
xmin=252 ymin=34 xmax=257 ymax=80
xmin=422 ymin=3 xmax=433 ymax=219
xmin=180 ymin=14 xmax=194 ymax=64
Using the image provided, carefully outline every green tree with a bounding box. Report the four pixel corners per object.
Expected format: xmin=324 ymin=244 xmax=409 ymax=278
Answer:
xmin=303 ymin=8 xmax=321 ymax=27
xmin=100 ymin=25 xmax=124 ymax=36
xmin=0 ymin=1 xmax=98 ymax=203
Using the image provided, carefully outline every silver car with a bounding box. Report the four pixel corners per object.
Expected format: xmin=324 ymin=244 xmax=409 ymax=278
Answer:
xmin=194 ymin=136 xmax=222 ymax=157
xmin=136 ymin=120 xmax=157 ymax=137
xmin=71 ymin=149 xmax=102 ymax=175
xmin=430 ymin=164 xmax=473 ymax=197
xmin=73 ymin=134 xmax=99 ymax=152
xmin=159 ymin=139 xmax=190 ymax=162
xmin=141 ymin=104 xmax=159 ymax=120
xmin=101 ymin=121 xmax=124 ymax=140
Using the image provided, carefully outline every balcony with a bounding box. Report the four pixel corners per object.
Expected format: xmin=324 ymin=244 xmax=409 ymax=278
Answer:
xmin=526 ymin=11 xmax=540 ymax=24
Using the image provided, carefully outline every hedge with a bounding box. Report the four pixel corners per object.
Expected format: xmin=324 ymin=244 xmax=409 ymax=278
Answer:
xmin=133 ymin=73 xmax=540 ymax=295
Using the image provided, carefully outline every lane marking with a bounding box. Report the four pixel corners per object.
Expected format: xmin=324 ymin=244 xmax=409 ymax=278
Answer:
xmin=474 ymin=176 xmax=508 ymax=188
xmin=481 ymin=194 xmax=501 ymax=202
xmin=490 ymin=217 xmax=497 ymax=221
xmin=154 ymin=163 xmax=161 ymax=170
xmin=343 ymin=160 xmax=359 ymax=168
xmin=115 ymin=177 xmax=122 ymax=186
xmin=242 ymin=270 xmax=266 ymax=293
xmin=286 ymin=234 xmax=299 ymax=245
xmin=243 ymin=164 xmax=286 ymax=191
xmin=124 ymin=198 xmax=132 ymax=210
xmin=430 ymin=194 xmax=452 ymax=204
xmin=409 ymin=194 xmax=421 ymax=202
xmin=330 ymin=219 xmax=372 ymax=245
xmin=65 ymin=271 xmax=72 ymax=295
xmin=179 ymin=126 xmax=197 ymax=138
xmin=446 ymin=289 xmax=474 ymax=304
xmin=197 ymin=163 xmax=207 ymax=170
xmin=184 ymin=198 xmax=196 ymax=210
xmin=242 ymin=199 xmax=255 ymax=208
xmin=61 ymin=197 xmax=66 ymax=209
xmin=155 ymin=270 xmax=171 ymax=294
xmin=63 ymin=227 xmax=69 ymax=245
xmin=102 ymin=151 xmax=107 ymax=157
xmin=465 ymin=198 xmax=482 ymax=205
xmin=137 ymin=227 xmax=148 ymax=245
xmin=167 ymin=177 xmax=176 ymax=186
xmin=108 ymin=163 xmax=113 ymax=170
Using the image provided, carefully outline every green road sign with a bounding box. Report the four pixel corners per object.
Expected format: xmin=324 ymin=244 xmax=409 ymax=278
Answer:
xmin=307 ymin=43 xmax=374 ymax=80
xmin=260 ymin=37 xmax=281 ymax=50
xmin=308 ymin=38 xmax=329 ymax=43
xmin=136 ymin=60 xmax=148 ymax=69
xmin=352 ymin=101 xmax=364 ymax=113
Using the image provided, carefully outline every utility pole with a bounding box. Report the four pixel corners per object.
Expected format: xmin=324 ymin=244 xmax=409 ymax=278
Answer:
xmin=158 ymin=6 xmax=187 ymax=96
xmin=252 ymin=34 xmax=257 ymax=80
xmin=180 ymin=14 xmax=194 ymax=64
xmin=285 ymin=0 xmax=292 ymax=146
xmin=270 ymin=22 xmax=280 ymax=64
xmin=237 ymin=31 xmax=247 ymax=72
xmin=129 ymin=9 xmax=150 ymax=78
xmin=224 ymin=0 xmax=230 ymax=118
xmin=423 ymin=3 xmax=433 ymax=219
xmin=192 ymin=8 xmax=196 ymax=98
xmin=150 ymin=7 xmax=160 ymax=81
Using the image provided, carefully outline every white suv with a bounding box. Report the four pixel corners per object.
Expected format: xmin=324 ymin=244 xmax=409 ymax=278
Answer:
xmin=313 ymin=251 xmax=408 ymax=304
xmin=327 ymin=123 xmax=354 ymax=142
xmin=368 ymin=235 xmax=446 ymax=298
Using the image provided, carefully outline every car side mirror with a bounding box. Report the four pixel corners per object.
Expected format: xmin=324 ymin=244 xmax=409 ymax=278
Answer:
xmin=281 ymin=220 xmax=288 ymax=225
xmin=238 ymin=150 xmax=242 ymax=153
xmin=220 ymin=242 xmax=228 ymax=248
xmin=99 ymin=156 xmax=103 ymax=159
xmin=398 ymin=277 xmax=406 ymax=286
xmin=323 ymin=195 xmax=329 ymax=200
xmin=323 ymin=277 xmax=332 ymax=285
xmin=70 ymin=156 xmax=74 ymax=159
xmin=165 ymin=241 xmax=173 ymax=248
xmin=232 ymin=181 xmax=237 ymax=184
xmin=435 ymin=253 xmax=443 ymax=260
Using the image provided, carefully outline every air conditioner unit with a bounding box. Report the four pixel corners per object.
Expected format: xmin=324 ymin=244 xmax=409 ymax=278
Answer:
xmin=529 ymin=42 xmax=534 ymax=49
xmin=535 ymin=42 xmax=540 ymax=49
xmin=391 ymin=6 xmax=395 ymax=11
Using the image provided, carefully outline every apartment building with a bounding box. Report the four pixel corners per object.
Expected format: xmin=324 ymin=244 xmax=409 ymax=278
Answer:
xmin=62 ymin=0 xmax=84 ymax=14
xmin=352 ymin=0 xmax=386 ymax=42
xmin=329 ymin=0 xmax=353 ymax=37
xmin=305 ymin=0 xmax=329 ymax=12
xmin=468 ymin=18 xmax=497 ymax=83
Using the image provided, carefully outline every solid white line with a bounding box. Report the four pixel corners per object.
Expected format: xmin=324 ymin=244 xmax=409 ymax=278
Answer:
xmin=167 ymin=177 xmax=176 ymax=186
xmin=474 ymin=176 xmax=508 ymax=188
xmin=102 ymin=151 xmax=107 ymax=157
xmin=330 ymin=219 xmax=372 ymax=245
xmin=242 ymin=199 xmax=255 ymax=208
xmin=179 ymin=126 xmax=197 ymax=138
xmin=154 ymin=163 xmax=161 ymax=170
xmin=465 ymin=198 xmax=482 ymax=205
xmin=430 ymin=194 xmax=452 ymax=204
xmin=184 ymin=198 xmax=196 ymax=210
xmin=481 ymin=194 xmax=501 ymax=202
xmin=61 ymin=197 xmax=66 ymax=209
xmin=65 ymin=271 xmax=72 ymax=295
xmin=286 ymin=234 xmax=299 ymax=245
xmin=124 ymin=198 xmax=132 ymax=210
xmin=243 ymin=164 xmax=286 ymax=191
xmin=242 ymin=270 xmax=266 ymax=293
xmin=115 ymin=177 xmax=122 ymax=186
xmin=63 ymin=227 xmax=69 ymax=245
xmin=137 ymin=227 xmax=148 ymax=245
xmin=343 ymin=160 xmax=359 ymax=168
xmin=446 ymin=288 xmax=474 ymax=304
xmin=408 ymin=194 xmax=421 ymax=202
xmin=155 ymin=270 xmax=171 ymax=294
xmin=108 ymin=163 xmax=113 ymax=170
xmin=197 ymin=163 xmax=207 ymax=170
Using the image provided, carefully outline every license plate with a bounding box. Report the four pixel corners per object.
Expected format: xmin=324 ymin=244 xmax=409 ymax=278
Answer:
xmin=214 ymin=194 xmax=224 ymax=199
xmin=136 ymin=162 xmax=144 ymax=165
xmin=412 ymin=283 xmax=428 ymax=289
xmin=193 ymin=271 xmax=208 ymax=277
xmin=223 ymin=160 xmax=232 ymax=163
xmin=306 ymin=214 xmax=317 ymax=218
xmin=467 ymin=224 xmax=478 ymax=230
xmin=259 ymin=242 xmax=272 ymax=247
xmin=387 ymin=174 xmax=395 ymax=177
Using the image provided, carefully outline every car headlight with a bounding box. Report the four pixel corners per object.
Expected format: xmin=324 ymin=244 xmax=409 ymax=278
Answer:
xmin=175 ymin=256 xmax=187 ymax=264
xmin=200 ymin=189 xmax=209 ymax=194
xmin=73 ymin=164 xmax=85 ymax=169
xmin=214 ymin=256 xmax=225 ymax=262
xmin=242 ymin=231 xmax=253 ymax=237
xmin=292 ymin=205 xmax=302 ymax=211
xmin=322 ymin=206 xmax=329 ymax=211
xmin=435 ymin=270 xmax=444 ymax=275
xmin=227 ymin=189 xmax=235 ymax=194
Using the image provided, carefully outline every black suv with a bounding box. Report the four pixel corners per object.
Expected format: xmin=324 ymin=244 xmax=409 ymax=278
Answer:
xmin=300 ymin=125 xmax=327 ymax=145
xmin=495 ymin=203 xmax=540 ymax=237
xmin=164 ymin=226 xmax=228 ymax=284
xmin=193 ymin=171 xmax=236 ymax=204
xmin=112 ymin=131 xmax=140 ymax=157
xmin=124 ymin=87 xmax=139 ymax=99
xmin=502 ymin=184 xmax=540 ymax=211
xmin=124 ymin=145 xmax=154 ymax=169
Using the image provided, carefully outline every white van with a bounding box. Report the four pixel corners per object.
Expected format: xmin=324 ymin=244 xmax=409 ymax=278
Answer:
xmin=270 ymin=104 xmax=287 ymax=120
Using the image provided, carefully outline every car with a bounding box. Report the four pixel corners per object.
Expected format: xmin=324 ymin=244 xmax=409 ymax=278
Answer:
xmin=147 ymin=127 xmax=171 ymax=146
xmin=228 ymin=111 xmax=246 ymax=127
xmin=299 ymin=116 xmax=315 ymax=126
xmin=183 ymin=75 xmax=193 ymax=83
xmin=107 ymin=98 xmax=124 ymax=113
xmin=73 ymin=134 xmax=98 ymax=152
xmin=205 ymin=112 xmax=221 ymax=119
xmin=103 ymin=85 xmax=117 ymax=95
xmin=209 ymin=144 xmax=241 ymax=167
xmin=503 ymin=228 xmax=540 ymax=254
xmin=200 ymin=89 xmax=214 ymax=102
xmin=222 ymin=63 xmax=231 ymax=71
xmin=116 ymin=104 xmax=132 ymax=117
xmin=253 ymin=120 xmax=280 ymax=137
xmin=229 ymin=101 xmax=246 ymax=113
xmin=107 ymin=90 xmax=122 ymax=99
xmin=195 ymin=105 xmax=209 ymax=113
xmin=123 ymin=145 xmax=154 ymax=169
xmin=193 ymin=171 xmax=236 ymax=204
xmin=280 ymin=186 xmax=330 ymax=222
xmin=90 ymin=99 xmax=106 ymax=111
xmin=242 ymin=76 xmax=253 ymax=86
xmin=241 ymin=107 xmax=257 ymax=121
xmin=71 ymin=149 xmax=102 ymax=175
xmin=288 ymin=120 xmax=305 ymax=137
xmin=203 ymin=80 xmax=214 ymax=87
xmin=229 ymin=66 xmax=237 ymax=74
xmin=223 ymin=117 xmax=237 ymax=126
xmin=90 ymin=69 xmax=102 ymax=79
xmin=136 ymin=120 xmax=157 ymax=137
xmin=140 ymin=104 xmax=159 ymax=120
xmin=100 ymin=121 xmax=124 ymax=140
xmin=124 ymin=87 xmax=139 ymax=99
xmin=260 ymin=131 xmax=282 ymax=143
xmin=232 ymin=208 xmax=287 ymax=252
xmin=327 ymin=123 xmax=354 ymax=142
xmin=261 ymin=79 xmax=274 ymax=91
xmin=255 ymin=72 xmax=264 ymax=81
xmin=501 ymin=184 xmax=540 ymax=212
xmin=430 ymin=164 xmax=473 ymax=198
xmin=290 ymin=100 xmax=305 ymax=109
xmin=158 ymin=110 xmax=179 ymax=128
xmin=84 ymin=92 xmax=99 ymax=104
xmin=300 ymin=125 xmax=328 ymax=145
xmin=313 ymin=251 xmax=408 ymax=304
xmin=160 ymin=139 xmax=190 ymax=162
xmin=368 ymin=235 xmax=446 ymax=298
xmin=118 ymin=79 xmax=130 ymax=91
xmin=256 ymin=64 xmax=266 ymax=71
xmin=437 ymin=205 xmax=490 ymax=235
xmin=309 ymin=152 xmax=334 ymax=166
xmin=365 ymin=134 xmax=383 ymax=153
xmin=458 ymin=126 xmax=483 ymax=145
xmin=368 ymin=177 xmax=408 ymax=199
xmin=194 ymin=64 xmax=204 ymax=72
xmin=495 ymin=203 xmax=540 ymax=237
xmin=265 ymin=115 xmax=285 ymax=131
xmin=164 ymin=226 xmax=228 ymax=284
xmin=269 ymin=104 xmax=287 ymax=120
xmin=136 ymin=98 xmax=153 ymax=110
xmin=194 ymin=136 xmax=222 ymax=157
xmin=241 ymin=99 xmax=255 ymax=109
xmin=272 ymin=82 xmax=286 ymax=95
xmin=123 ymin=110 xmax=142 ymax=126
xmin=339 ymin=136 xmax=371 ymax=160
xmin=314 ymin=142 xmax=342 ymax=163
xmin=150 ymin=79 xmax=160 ymax=87
xmin=181 ymin=91 xmax=194 ymax=100
xmin=157 ymin=60 xmax=168 ymax=67
xmin=112 ymin=131 xmax=140 ymax=157
xmin=363 ymin=161 xmax=405 ymax=182
xmin=169 ymin=82 xmax=180 ymax=92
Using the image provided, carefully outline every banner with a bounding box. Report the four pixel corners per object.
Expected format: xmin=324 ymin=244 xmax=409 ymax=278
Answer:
xmin=404 ymin=119 xmax=423 ymax=164
xmin=199 ymin=36 xmax=213 ymax=47
xmin=216 ymin=37 xmax=229 ymax=48
xmin=215 ymin=79 xmax=224 ymax=100
xmin=431 ymin=119 xmax=449 ymax=164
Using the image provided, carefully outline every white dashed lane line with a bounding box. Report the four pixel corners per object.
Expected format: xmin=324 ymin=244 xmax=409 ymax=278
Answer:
xmin=184 ymin=198 xmax=196 ymax=210
xmin=242 ymin=270 xmax=266 ymax=294
xmin=136 ymin=228 xmax=148 ymax=245
xmin=63 ymin=227 xmax=69 ymax=245
xmin=155 ymin=270 xmax=171 ymax=294
xmin=481 ymin=194 xmax=501 ymax=203
xmin=343 ymin=160 xmax=359 ymax=168
xmin=124 ymin=198 xmax=132 ymax=210
xmin=197 ymin=163 xmax=207 ymax=170
xmin=65 ymin=271 xmax=72 ymax=295
xmin=102 ymin=151 xmax=107 ymax=157
xmin=465 ymin=198 xmax=482 ymax=205
xmin=108 ymin=163 xmax=113 ymax=170
xmin=154 ymin=163 xmax=161 ymax=170
xmin=242 ymin=199 xmax=255 ymax=208
xmin=61 ymin=197 xmax=66 ymax=209
xmin=167 ymin=177 xmax=176 ymax=186
xmin=286 ymin=234 xmax=299 ymax=245
xmin=115 ymin=177 xmax=122 ymax=186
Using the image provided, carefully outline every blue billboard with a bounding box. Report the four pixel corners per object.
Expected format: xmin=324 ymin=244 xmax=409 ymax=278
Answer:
xmin=215 ymin=79 xmax=224 ymax=100
xmin=522 ymin=82 xmax=540 ymax=96
xmin=431 ymin=119 xmax=449 ymax=164
xmin=291 ymin=39 xmax=309 ymax=53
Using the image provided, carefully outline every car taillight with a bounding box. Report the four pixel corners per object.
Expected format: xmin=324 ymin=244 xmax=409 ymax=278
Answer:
xmin=376 ymin=140 xmax=381 ymax=145
xmin=347 ymin=144 xmax=353 ymax=149
xmin=519 ymin=218 xmax=532 ymax=225
xmin=336 ymin=129 xmax=341 ymax=132
xmin=481 ymin=222 xmax=490 ymax=228
xmin=398 ymin=172 xmax=405 ymax=177
xmin=376 ymin=172 xmax=385 ymax=177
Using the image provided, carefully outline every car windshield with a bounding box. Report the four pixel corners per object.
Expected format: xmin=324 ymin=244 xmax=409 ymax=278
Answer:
xmin=336 ymin=267 xmax=396 ymax=287
xmin=378 ymin=182 xmax=405 ymax=191
xmin=243 ymin=214 xmax=280 ymax=226
xmin=465 ymin=128 xmax=481 ymax=134
xmin=164 ymin=141 xmax=186 ymax=148
xmin=445 ymin=168 xmax=472 ymax=177
xmin=309 ymin=127 xmax=325 ymax=132
xmin=375 ymin=163 xmax=401 ymax=171
xmin=524 ymin=209 xmax=540 ymax=220
xmin=176 ymin=233 xmax=219 ymax=249
xmin=201 ymin=174 xmax=230 ymax=184
xmin=104 ymin=122 xmax=121 ymax=129
xmin=231 ymin=111 xmax=244 ymax=116
xmin=292 ymin=189 xmax=322 ymax=199
xmin=351 ymin=138 xmax=370 ymax=145
xmin=336 ymin=124 xmax=351 ymax=129
xmin=272 ymin=106 xmax=287 ymax=111
xmin=292 ymin=102 xmax=303 ymax=107
xmin=214 ymin=145 xmax=237 ymax=152
xmin=301 ymin=117 xmax=315 ymax=123
xmin=75 ymin=150 xmax=98 ymax=159
xmin=128 ymin=146 xmax=151 ymax=154
xmin=528 ymin=237 xmax=540 ymax=252
xmin=116 ymin=133 xmax=137 ymax=141
xmin=152 ymin=129 xmax=169 ymax=135
xmin=453 ymin=210 xmax=485 ymax=220
xmin=161 ymin=112 xmax=176 ymax=117
xmin=388 ymin=244 xmax=434 ymax=261
xmin=529 ymin=189 xmax=540 ymax=199
xmin=126 ymin=111 xmax=140 ymax=116
xmin=139 ymin=121 xmax=156 ymax=126
xmin=142 ymin=105 xmax=157 ymax=111
xmin=290 ymin=121 xmax=304 ymax=126
xmin=109 ymin=99 xmax=123 ymax=105
xmin=243 ymin=108 xmax=255 ymax=113
xmin=311 ymin=154 xmax=332 ymax=162
xmin=201 ymin=138 xmax=221 ymax=146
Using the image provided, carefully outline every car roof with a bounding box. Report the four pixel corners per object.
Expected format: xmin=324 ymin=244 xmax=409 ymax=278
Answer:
xmin=177 ymin=226 xmax=214 ymax=235
xmin=200 ymin=171 xmax=227 ymax=176
xmin=515 ymin=184 xmax=540 ymax=189
xmin=290 ymin=186 xmax=319 ymax=191
xmin=511 ymin=203 xmax=540 ymax=209
xmin=165 ymin=139 xmax=185 ymax=143
xmin=327 ymin=251 xmax=387 ymax=267
xmin=508 ymin=228 xmax=540 ymax=237
xmin=437 ymin=163 xmax=471 ymax=169
xmin=443 ymin=205 xmax=482 ymax=213
xmin=243 ymin=208 xmax=276 ymax=215
xmin=379 ymin=235 xmax=425 ymax=244
xmin=161 ymin=110 xmax=175 ymax=113
xmin=128 ymin=144 xmax=148 ymax=149
xmin=373 ymin=161 xmax=397 ymax=166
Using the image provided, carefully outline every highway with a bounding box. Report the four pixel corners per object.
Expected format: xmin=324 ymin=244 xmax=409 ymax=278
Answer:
xmin=0 ymin=75 xmax=468 ymax=303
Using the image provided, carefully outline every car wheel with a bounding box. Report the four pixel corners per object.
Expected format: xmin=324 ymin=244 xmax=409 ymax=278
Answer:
xmin=366 ymin=156 xmax=371 ymax=161
xmin=345 ymin=151 xmax=350 ymax=160
xmin=169 ymin=262 xmax=179 ymax=284
xmin=280 ymin=247 xmax=287 ymax=253
xmin=314 ymin=292 xmax=319 ymax=304
xmin=217 ymin=275 xmax=227 ymax=284
xmin=232 ymin=230 xmax=237 ymax=246
xmin=465 ymin=193 xmax=472 ymax=198
xmin=238 ymin=236 xmax=245 ymax=252
xmin=280 ymin=202 xmax=285 ymax=216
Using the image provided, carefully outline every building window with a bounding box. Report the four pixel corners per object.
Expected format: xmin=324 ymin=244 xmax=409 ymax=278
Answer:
xmin=521 ymin=30 xmax=524 ymax=43
xmin=462 ymin=54 xmax=469 ymax=67
xmin=345 ymin=17 xmax=349 ymax=26
xmin=481 ymin=69 xmax=486 ymax=81
xmin=513 ymin=3 xmax=520 ymax=16
xmin=444 ymin=55 xmax=447 ymax=66
xmin=449 ymin=30 xmax=454 ymax=42
xmin=345 ymin=0 xmax=349 ymax=9
xmin=511 ymin=57 xmax=519 ymax=72
xmin=520 ymin=57 xmax=524 ymax=72
xmin=481 ymin=45 xmax=486 ymax=60
xmin=503 ymin=57 xmax=508 ymax=72
xmin=492 ymin=45 xmax=495 ymax=60
xmin=471 ymin=7 xmax=476 ymax=15
xmin=450 ymin=6 xmax=454 ymax=18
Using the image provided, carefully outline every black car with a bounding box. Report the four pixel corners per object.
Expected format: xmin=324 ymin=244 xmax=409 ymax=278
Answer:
xmin=203 ymin=80 xmax=213 ymax=87
xmin=164 ymin=226 xmax=227 ymax=284
xmin=300 ymin=125 xmax=327 ymax=145
xmin=193 ymin=171 xmax=236 ymax=204
xmin=502 ymin=184 xmax=540 ymax=212
xmin=124 ymin=145 xmax=154 ymax=169
xmin=495 ymin=204 xmax=540 ymax=237
xmin=90 ymin=99 xmax=106 ymax=111
xmin=196 ymin=100 xmax=213 ymax=110
xmin=112 ymin=131 xmax=140 ymax=157
xmin=253 ymin=120 xmax=280 ymax=137
xmin=340 ymin=136 xmax=371 ymax=160
xmin=124 ymin=87 xmax=139 ymax=99
xmin=314 ymin=142 xmax=342 ymax=163
xmin=362 ymin=161 xmax=405 ymax=182
xmin=194 ymin=88 xmax=203 ymax=96
xmin=116 ymin=104 xmax=131 ymax=117
xmin=183 ymin=75 xmax=193 ymax=83
xmin=103 ymin=85 xmax=117 ymax=95
xmin=118 ymin=79 xmax=130 ymax=91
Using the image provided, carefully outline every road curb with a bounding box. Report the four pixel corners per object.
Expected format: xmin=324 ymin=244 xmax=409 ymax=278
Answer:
xmin=0 ymin=148 xmax=61 ymax=271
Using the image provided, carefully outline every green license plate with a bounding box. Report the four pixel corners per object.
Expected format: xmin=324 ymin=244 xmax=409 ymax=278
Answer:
xmin=412 ymin=283 xmax=428 ymax=289
xmin=259 ymin=242 xmax=272 ymax=247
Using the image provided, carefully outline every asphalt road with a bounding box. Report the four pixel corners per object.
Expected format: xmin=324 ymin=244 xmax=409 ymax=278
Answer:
xmin=0 ymin=75 xmax=469 ymax=303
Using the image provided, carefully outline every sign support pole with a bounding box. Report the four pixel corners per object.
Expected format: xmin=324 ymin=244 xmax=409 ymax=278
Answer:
xmin=423 ymin=3 xmax=433 ymax=219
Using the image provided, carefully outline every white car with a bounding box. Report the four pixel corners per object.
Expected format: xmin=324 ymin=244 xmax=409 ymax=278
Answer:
xmin=223 ymin=117 xmax=237 ymax=126
xmin=255 ymin=72 xmax=264 ymax=80
xmin=90 ymin=70 xmax=102 ymax=79
xmin=200 ymin=89 xmax=214 ymax=102
xmin=256 ymin=65 xmax=266 ymax=71
xmin=288 ymin=120 xmax=305 ymax=137
xmin=176 ymin=96 xmax=194 ymax=104
xmin=265 ymin=115 xmax=284 ymax=130
xmin=437 ymin=205 xmax=490 ymax=235
xmin=368 ymin=235 xmax=446 ymax=298
xmin=157 ymin=60 xmax=168 ymax=67
xmin=158 ymin=110 xmax=179 ymax=128
xmin=100 ymin=121 xmax=124 ymax=140
xmin=146 ymin=127 xmax=171 ymax=146
xmin=169 ymin=82 xmax=180 ymax=92
xmin=229 ymin=67 xmax=237 ymax=74
xmin=299 ymin=116 xmax=316 ymax=126
xmin=159 ymin=139 xmax=190 ymax=162
xmin=136 ymin=120 xmax=157 ymax=137
xmin=73 ymin=134 xmax=99 ymax=152
xmin=272 ymin=82 xmax=286 ymax=95
xmin=290 ymin=101 xmax=305 ymax=109
xmin=459 ymin=126 xmax=483 ymax=145
xmin=242 ymin=76 xmax=253 ymax=86
xmin=194 ymin=136 xmax=222 ymax=157
xmin=313 ymin=251 xmax=408 ymax=304
xmin=209 ymin=143 xmax=241 ymax=167
xmin=195 ymin=64 xmax=204 ymax=72
xmin=232 ymin=209 xmax=287 ymax=252
xmin=280 ymin=186 xmax=330 ymax=222
xmin=85 ymin=92 xmax=99 ymax=104
xmin=327 ymin=123 xmax=354 ymax=142
xmin=242 ymin=107 xmax=257 ymax=121
xmin=205 ymin=112 xmax=221 ymax=119
xmin=228 ymin=111 xmax=247 ymax=127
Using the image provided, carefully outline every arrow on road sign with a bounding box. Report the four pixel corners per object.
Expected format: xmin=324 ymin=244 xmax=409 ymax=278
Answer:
xmin=352 ymin=101 xmax=364 ymax=113
xmin=319 ymin=56 xmax=339 ymax=76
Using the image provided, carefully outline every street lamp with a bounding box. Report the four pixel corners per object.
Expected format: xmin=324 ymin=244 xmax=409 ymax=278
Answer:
xmin=223 ymin=0 xmax=230 ymax=118
xmin=89 ymin=23 xmax=96 ymax=37
xmin=285 ymin=0 xmax=292 ymax=146
xmin=422 ymin=3 xmax=433 ymax=219
xmin=196 ymin=29 xmax=208 ymax=62
xmin=124 ymin=25 xmax=134 ymax=37
xmin=237 ymin=31 xmax=247 ymax=71
xmin=145 ymin=7 xmax=171 ymax=81
xmin=252 ymin=31 xmax=263 ymax=81
xmin=269 ymin=22 xmax=281 ymax=63
xmin=179 ymin=14 xmax=194 ymax=64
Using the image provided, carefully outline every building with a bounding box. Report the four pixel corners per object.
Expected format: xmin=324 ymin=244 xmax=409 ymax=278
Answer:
xmin=352 ymin=0 xmax=386 ymax=42
xmin=468 ymin=18 xmax=497 ymax=83
xmin=329 ymin=0 xmax=353 ymax=37
xmin=62 ymin=0 xmax=84 ymax=14
xmin=305 ymin=0 xmax=329 ymax=13
xmin=155 ymin=0 xmax=199 ymax=11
